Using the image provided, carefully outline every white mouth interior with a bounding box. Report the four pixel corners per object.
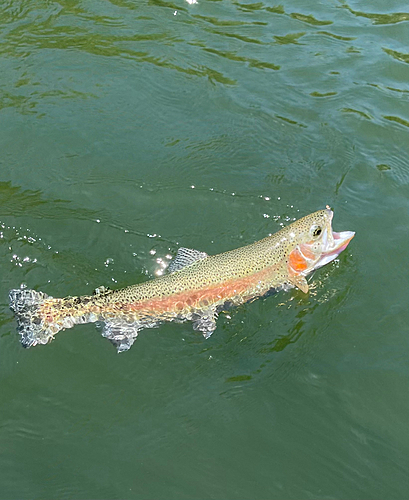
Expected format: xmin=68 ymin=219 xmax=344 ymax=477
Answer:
xmin=315 ymin=229 xmax=355 ymax=271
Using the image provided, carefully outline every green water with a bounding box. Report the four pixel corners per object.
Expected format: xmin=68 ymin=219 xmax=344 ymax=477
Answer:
xmin=1 ymin=0 xmax=408 ymax=498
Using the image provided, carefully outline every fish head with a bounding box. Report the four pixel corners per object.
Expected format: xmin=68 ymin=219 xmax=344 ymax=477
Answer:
xmin=285 ymin=207 xmax=354 ymax=287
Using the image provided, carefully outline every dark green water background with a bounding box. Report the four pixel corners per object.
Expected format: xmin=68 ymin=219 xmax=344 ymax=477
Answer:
xmin=1 ymin=0 xmax=408 ymax=499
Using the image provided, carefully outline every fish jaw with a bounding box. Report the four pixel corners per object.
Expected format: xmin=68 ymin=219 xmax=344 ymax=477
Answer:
xmin=319 ymin=209 xmax=354 ymax=257
xmin=313 ymin=229 xmax=355 ymax=270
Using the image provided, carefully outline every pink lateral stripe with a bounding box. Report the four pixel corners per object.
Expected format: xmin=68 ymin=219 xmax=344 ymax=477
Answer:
xmin=123 ymin=265 xmax=278 ymax=315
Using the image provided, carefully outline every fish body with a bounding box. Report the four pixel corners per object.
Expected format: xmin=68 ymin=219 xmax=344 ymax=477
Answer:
xmin=9 ymin=208 xmax=354 ymax=352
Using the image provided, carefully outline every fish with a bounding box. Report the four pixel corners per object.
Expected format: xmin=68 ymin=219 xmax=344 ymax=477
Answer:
xmin=9 ymin=207 xmax=354 ymax=352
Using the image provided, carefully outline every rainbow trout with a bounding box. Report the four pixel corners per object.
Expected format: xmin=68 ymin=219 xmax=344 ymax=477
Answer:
xmin=9 ymin=208 xmax=354 ymax=352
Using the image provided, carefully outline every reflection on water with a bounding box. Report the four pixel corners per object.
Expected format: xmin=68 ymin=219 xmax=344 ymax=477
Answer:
xmin=341 ymin=4 xmax=409 ymax=25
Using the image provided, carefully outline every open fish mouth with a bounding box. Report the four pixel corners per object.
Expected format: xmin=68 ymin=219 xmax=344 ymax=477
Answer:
xmin=331 ymin=230 xmax=356 ymax=253
xmin=315 ymin=210 xmax=355 ymax=269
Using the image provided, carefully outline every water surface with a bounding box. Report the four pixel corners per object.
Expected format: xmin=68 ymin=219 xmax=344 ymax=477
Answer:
xmin=0 ymin=0 xmax=408 ymax=499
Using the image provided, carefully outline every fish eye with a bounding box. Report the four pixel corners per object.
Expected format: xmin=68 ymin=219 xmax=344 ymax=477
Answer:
xmin=311 ymin=225 xmax=322 ymax=237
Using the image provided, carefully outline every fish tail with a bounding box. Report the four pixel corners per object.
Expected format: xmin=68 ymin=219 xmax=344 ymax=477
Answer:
xmin=9 ymin=288 xmax=79 ymax=348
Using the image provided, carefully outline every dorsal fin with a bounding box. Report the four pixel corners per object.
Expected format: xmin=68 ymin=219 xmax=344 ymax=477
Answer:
xmin=168 ymin=248 xmax=208 ymax=273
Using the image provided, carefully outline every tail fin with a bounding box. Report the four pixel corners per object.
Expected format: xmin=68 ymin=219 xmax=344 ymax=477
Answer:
xmin=9 ymin=289 xmax=65 ymax=348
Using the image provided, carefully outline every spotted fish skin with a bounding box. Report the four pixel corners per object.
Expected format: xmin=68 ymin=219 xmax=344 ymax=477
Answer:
xmin=9 ymin=208 xmax=354 ymax=352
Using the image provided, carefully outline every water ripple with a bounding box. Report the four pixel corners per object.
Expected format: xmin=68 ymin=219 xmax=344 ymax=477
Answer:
xmin=341 ymin=4 xmax=409 ymax=25
xmin=383 ymin=47 xmax=409 ymax=64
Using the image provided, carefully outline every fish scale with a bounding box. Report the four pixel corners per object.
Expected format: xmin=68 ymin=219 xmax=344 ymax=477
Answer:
xmin=9 ymin=208 xmax=354 ymax=352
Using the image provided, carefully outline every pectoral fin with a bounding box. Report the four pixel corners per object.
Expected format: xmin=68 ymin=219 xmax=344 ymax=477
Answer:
xmin=289 ymin=276 xmax=309 ymax=294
